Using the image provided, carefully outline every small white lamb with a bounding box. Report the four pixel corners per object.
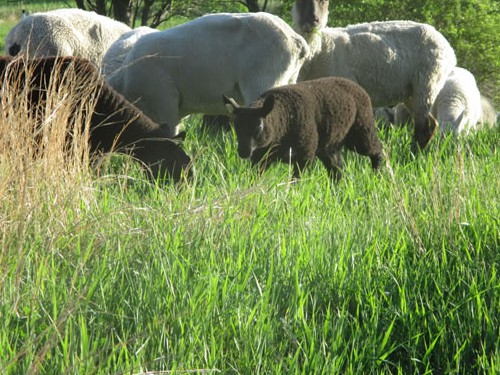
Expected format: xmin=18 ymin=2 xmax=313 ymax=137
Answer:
xmin=431 ymin=67 xmax=482 ymax=135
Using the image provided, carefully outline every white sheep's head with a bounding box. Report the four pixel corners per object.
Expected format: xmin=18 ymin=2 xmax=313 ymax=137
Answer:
xmin=223 ymin=95 xmax=275 ymax=159
xmin=292 ymin=0 xmax=329 ymax=35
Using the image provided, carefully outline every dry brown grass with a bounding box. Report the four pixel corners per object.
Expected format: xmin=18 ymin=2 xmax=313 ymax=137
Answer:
xmin=0 ymin=58 xmax=100 ymax=262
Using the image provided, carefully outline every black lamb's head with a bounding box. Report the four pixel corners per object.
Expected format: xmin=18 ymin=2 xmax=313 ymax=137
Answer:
xmin=223 ymin=95 xmax=275 ymax=159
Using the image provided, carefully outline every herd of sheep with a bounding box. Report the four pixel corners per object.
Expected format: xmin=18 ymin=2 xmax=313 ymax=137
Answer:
xmin=1 ymin=0 xmax=498 ymax=183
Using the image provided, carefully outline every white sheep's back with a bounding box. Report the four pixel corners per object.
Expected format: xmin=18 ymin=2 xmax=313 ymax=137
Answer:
xmin=4 ymin=8 xmax=131 ymax=66
xmin=101 ymin=26 xmax=158 ymax=78
xmin=108 ymin=12 xmax=309 ymax=133
xmin=432 ymin=67 xmax=482 ymax=135
xmin=303 ymin=21 xmax=456 ymax=106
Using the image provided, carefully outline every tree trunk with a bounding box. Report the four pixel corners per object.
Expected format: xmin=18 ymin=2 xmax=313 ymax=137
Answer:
xmin=75 ymin=0 xmax=86 ymax=10
xmin=141 ymin=0 xmax=154 ymax=26
xmin=244 ymin=0 xmax=260 ymax=12
xmin=95 ymin=0 xmax=106 ymax=15
xmin=243 ymin=0 xmax=268 ymax=12
xmin=113 ymin=0 xmax=132 ymax=25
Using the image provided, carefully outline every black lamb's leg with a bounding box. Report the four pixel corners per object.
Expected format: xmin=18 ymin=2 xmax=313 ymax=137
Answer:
xmin=293 ymin=160 xmax=307 ymax=179
xmin=318 ymin=151 xmax=344 ymax=182
xmin=370 ymin=152 xmax=383 ymax=171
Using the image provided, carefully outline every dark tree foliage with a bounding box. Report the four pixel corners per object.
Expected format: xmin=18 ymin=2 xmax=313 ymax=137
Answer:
xmin=239 ymin=0 xmax=268 ymax=12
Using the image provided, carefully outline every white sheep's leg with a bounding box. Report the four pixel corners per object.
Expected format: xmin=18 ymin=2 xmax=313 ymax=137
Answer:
xmin=138 ymin=91 xmax=180 ymax=137
xmin=283 ymin=62 xmax=303 ymax=85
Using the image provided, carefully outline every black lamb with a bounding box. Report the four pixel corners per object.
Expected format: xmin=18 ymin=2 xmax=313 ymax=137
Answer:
xmin=0 ymin=56 xmax=191 ymax=182
xmin=224 ymin=77 xmax=384 ymax=181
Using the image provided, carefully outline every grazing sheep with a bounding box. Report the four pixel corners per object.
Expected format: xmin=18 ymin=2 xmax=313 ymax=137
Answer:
xmin=101 ymin=26 xmax=158 ymax=78
xmin=108 ymin=12 xmax=309 ymax=136
xmin=4 ymin=8 xmax=131 ymax=66
xmin=389 ymin=68 xmax=494 ymax=134
xmin=292 ymin=0 xmax=455 ymax=149
xmin=430 ymin=67 xmax=482 ymax=135
xmin=223 ymin=77 xmax=383 ymax=181
xmin=0 ymin=56 xmax=191 ymax=182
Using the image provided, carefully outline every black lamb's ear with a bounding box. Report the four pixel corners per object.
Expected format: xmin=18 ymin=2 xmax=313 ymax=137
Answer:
xmin=223 ymin=95 xmax=240 ymax=114
xmin=261 ymin=95 xmax=275 ymax=117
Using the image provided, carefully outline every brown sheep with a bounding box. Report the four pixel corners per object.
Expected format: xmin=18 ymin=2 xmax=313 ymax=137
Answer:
xmin=0 ymin=56 xmax=191 ymax=182
xmin=224 ymin=77 xmax=383 ymax=181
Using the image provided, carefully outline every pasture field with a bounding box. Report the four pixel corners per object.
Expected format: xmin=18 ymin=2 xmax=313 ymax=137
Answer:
xmin=0 ymin=66 xmax=499 ymax=374
xmin=0 ymin=3 xmax=499 ymax=374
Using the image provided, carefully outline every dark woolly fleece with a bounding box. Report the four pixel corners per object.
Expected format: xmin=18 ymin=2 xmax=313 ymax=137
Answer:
xmin=230 ymin=76 xmax=383 ymax=180
xmin=0 ymin=56 xmax=190 ymax=181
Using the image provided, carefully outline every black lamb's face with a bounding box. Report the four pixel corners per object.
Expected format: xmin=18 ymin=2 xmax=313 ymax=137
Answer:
xmin=234 ymin=114 xmax=268 ymax=159
xmin=223 ymin=94 xmax=275 ymax=159
xmin=224 ymin=95 xmax=275 ymax=159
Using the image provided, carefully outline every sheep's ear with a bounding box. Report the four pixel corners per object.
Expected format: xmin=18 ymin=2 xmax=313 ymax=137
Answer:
xmin=170 ymin=131 xmax=186 ymax=145
xmin=428 ymin=113 xmax=439 ymax=139
xmin=223 ymin=95 xmax=239 ymax=114
xmin=261 ymin=95 xmax=275 ymax=117
xmin=456 ymin=110 xmax=465 ymax=128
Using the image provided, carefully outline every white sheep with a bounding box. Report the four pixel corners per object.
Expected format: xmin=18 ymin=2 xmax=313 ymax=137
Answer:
xmin=4 ymin=8 xmax=131 ymax=66
xmin=376 ymin=72 xmax=497 ymax=134
xmin=292 ymin=0 xmax=456 ymax=149
xmin=101 ymin=26 xmax=158 ymax=78
xmin=430 ymin=67 xmax=482 ymax=135
xmin=107 ymin=12 xmax=309 ymax=136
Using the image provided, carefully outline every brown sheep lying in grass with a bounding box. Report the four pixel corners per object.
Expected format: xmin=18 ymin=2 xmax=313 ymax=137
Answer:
xmin=0 ymin=56 xmax=191 ymax=182
xmin=224 ymin=77 xmax=383 ymax=181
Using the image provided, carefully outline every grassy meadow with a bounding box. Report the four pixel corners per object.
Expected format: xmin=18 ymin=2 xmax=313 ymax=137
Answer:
xmin=0 ymin=65 xmax=499 ymax=374
xmin=0 ymin=3 xmax=499 ymax=374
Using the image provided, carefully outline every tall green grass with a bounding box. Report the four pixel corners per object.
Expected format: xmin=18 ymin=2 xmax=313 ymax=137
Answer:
xmin=0 ymin=1 xmax=498 ymax=373
xmin=0 ymin=61 xmax=498 ymax=375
